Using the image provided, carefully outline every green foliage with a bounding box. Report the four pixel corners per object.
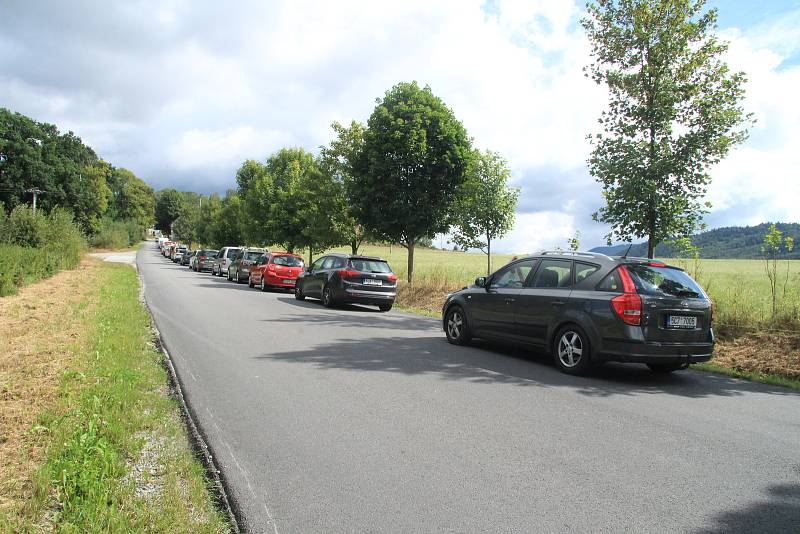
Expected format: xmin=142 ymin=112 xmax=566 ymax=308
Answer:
xmin=210 ymin=191 xmax=246 ymax=248
xmin=567 ymin=230 xmax=582 ymax=252
xmin=0 ymin=206 xmax=85 ymax=295
xmin=583 ymin=0 xmax=752 ymax=257
xmin=450 ymin=150 xmax=519 ymax=275
xmin=353 ymin=81 xmax=472 ymax=282
xmin=154 ymin=188 xmax=186 ymax=232
xmin=108 ymin=167 xmax=156 ymax=230
xmin=89 ymin=218 xmax=142 ymax=249
xmin=196 ymin=193 xmax=222 ymax=246
xmin=761 ymin=224 xmax=795 ymax=318
xmin=73 ymin=161 xmax=113 ymax=234
xmin=319 ymin=121 xmax=369 ymax=254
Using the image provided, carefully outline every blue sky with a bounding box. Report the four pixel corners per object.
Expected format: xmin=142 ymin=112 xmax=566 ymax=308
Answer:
xmin=1 ymin=0 xmax=797 ymax=252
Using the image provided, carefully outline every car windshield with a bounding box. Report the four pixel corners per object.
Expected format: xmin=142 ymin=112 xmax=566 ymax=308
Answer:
xmin=626 ymin=264 xmax=705 ymax=298
xmin=244 ymin=251 xmax=263 ymax=261
xmin=349 ymin=259 xmax=392 ymax=273
xmin=272 ymin=255 xmax=304 ymax=267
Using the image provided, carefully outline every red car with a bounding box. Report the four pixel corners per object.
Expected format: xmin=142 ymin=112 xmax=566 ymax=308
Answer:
xmin=248 ymin=252 xmax=305 ymax=291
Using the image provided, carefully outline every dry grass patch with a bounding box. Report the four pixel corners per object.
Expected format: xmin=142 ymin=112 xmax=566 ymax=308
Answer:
xmin=712 ymin=332 xmax=800 ymax=381
xmin=0 ymin=258 xmax=97 ymax=518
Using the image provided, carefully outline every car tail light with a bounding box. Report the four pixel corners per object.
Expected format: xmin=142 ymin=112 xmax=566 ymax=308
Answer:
xmin=611 ymin=266 xmax=641 ymax=326
xmin=649 ymin=261 xmax=667 ymax=267
xmin=387 ymin=273 xmax=398 ymax=282
xmin=338 ymin=269 xmax=361 ymax=279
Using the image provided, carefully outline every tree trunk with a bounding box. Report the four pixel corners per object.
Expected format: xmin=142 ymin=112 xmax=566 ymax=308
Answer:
xmin=647 ymin=226 xmax=656 ymax=259
xmin=308 ymin=245 xmax=313 ymax=265
xmin=407 ymin=239 xmax=415 ymax=284
xmin=351 ymin=239 xmax=358 ymax=255
xmin=486 ymin=237 xmax=491 ymax=276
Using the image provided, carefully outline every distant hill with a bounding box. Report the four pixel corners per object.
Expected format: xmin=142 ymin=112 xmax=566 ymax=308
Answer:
xmin=589 ymin=223 xmax=800 ymax=259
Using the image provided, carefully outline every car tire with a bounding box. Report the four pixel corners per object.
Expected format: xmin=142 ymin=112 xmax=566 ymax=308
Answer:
xmin=295 ymin=284 xmax=305 ymax=300
xmin=378 ymin=304 xmax=393 ymax=312
xmin=227 ymin=270 xmax=233 ymax=281
xmin=322 ymin=284 xmax=335 ymax=308
xmin=248 ymin=276 xmax=255 ymax=288
xmin=260 ymin=277 xmax=268 ymax=292
xmin=444 ymin=305 xmax=472 ymax=345
xmin=236 ymin=272 xmax=243 ymax=284
xmin=553 ymin=324 xmax=593 ymax=375
xmin=647 ymin=363 xmax=684 ymax=374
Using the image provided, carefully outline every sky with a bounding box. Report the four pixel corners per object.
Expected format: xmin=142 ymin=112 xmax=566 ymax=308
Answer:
xmin=1 ymin=0 xmax=798 ymax=253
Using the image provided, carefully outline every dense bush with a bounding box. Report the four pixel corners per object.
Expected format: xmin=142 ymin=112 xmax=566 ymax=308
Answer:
xmin=0 ymin=206 xmax=85 ymax=296
xmin=89 ymin=217 xmax=143 ymax=249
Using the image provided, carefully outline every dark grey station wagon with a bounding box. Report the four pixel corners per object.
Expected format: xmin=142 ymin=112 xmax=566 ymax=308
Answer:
xmin=442 ymin=251 xmax=714 ymax=375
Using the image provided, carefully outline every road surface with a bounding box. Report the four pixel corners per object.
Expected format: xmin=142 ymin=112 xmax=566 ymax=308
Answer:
xmin=138 ymin=247 xmax=800 ymax=533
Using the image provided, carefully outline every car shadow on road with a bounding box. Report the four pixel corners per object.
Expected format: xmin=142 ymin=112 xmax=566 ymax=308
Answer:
xmin=695 ymin=482 xmax=800 ymax=534
xmin=264 ymin=297 xmax=441 ymax=331
xmin=254 ymin=335 xmax=800 ymax=399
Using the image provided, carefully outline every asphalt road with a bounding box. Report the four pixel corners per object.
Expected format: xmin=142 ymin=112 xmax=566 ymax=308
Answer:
xmin=138 ymin=247 xmax=800 ymax=533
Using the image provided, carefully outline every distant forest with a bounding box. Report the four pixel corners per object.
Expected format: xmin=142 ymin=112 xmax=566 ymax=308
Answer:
xmin=590 ymin=223 xmax=800 ymax=259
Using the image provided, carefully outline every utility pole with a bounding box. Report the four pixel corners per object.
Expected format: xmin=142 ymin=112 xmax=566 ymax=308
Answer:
xmin=24 ymin=188 xmax=45 ymax=215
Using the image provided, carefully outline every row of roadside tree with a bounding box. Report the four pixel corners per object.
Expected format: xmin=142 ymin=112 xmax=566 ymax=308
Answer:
xmin=158 ymin=82 xmax=520 ymax=282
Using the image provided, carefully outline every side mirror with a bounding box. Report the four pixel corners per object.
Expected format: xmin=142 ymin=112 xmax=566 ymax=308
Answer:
xmin=475 ymin=276 xmax=486 ymax=288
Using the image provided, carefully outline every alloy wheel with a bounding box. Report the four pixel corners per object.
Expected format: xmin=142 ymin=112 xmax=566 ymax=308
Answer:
xmin=557 ymin=331 xmax=584 ymax=368
xmin=447 ymin=309 xmax=463 ymax=340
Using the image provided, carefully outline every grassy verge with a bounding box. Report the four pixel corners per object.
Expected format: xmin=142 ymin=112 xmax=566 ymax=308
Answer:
xmin=0 ymin=259 xmax=229 ymax=532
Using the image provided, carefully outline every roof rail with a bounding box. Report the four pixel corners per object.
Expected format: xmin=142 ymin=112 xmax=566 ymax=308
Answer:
xmin=538 ymin=250 xmax=613 ymax=260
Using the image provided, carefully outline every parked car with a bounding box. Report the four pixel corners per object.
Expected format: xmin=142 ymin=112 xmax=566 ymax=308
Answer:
xmin=211 ymin=246 xmax=242 ymax=277
xmin=180 ymin=250 xmax=194 ymax=266
xmin=161 ymin=241 xmax=175 ymax=257
xmin=173 ymin=245 xmax=188 ymax=263
xmin=295 ymin=253 xmax=397 ymax=311
xmin=194 ymin=249 xmax=219 ymax=272
xmin=441 ymin=251 xmax=714 ymax=375
xmin=248 ymin=252 xmax=305 ymax=291
xmin=228 ymin=248 xmax=268 ymax=283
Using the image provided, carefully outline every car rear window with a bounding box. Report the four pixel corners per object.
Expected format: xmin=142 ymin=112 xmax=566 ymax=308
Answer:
xmin=272 ymin=255 xmax=304 ymax=267
xmin=626 ymin=264 xmax=705 ymax=298
xmin=226 ymin=248 xmax=241 ymax=258
xmin=244 ymin=251 xmax=263 ymax=261
xmin=206 ymin=251 xmax=218 ymax=258
xmin=349 ymin=259 xmax=392 ymax=273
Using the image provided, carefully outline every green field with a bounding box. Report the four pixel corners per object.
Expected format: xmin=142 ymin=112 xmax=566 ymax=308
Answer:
xmin=314 ymin=245 xmax=800 ymax=334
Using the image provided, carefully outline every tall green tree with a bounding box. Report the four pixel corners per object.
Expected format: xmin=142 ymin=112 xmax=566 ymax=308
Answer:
xmin=451 ymin=150 xmax=519 ymax=276
xmin=72 ymin=161 xmax=112 ymax=234
xmin=197 ymin=193 xmax=222 ymax=246
xmin=353 ymin=82 xmax=472 ymax=283
xmin=107 ymin=167 xmax=155 ymax=229
xmin=583 ymin=0 xmax=751 ymax=258
xmin=210 ymin=191 xmax=246 ymax=248
xmin=155 ymin=188 xmax=186 ymax=233
xmin=319 ymin=121 xmax=368 ymax=254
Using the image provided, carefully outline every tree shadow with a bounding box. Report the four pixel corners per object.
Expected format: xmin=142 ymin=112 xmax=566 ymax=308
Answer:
xmin=254 ymin=335 xmax=800 ymax=399
xmin=696 ymin=483 xmax=800 ymax=533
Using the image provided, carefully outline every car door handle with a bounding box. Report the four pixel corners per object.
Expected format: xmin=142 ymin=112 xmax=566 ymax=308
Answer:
xmin=550 ymin=300 xmax=565 ymax=306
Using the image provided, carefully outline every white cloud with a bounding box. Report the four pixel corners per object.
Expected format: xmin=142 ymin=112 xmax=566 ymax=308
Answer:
xmin=0 ymin=0 xmax=797 ymax=252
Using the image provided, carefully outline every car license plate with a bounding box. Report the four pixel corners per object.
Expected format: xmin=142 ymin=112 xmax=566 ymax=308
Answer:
xmin=363 ymin=279 xmax=382 ymax=285
xmin=283 ymin=279 xmax=294 ymax=284
xmin=667 ymin=315 xmax=696 ymax=329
